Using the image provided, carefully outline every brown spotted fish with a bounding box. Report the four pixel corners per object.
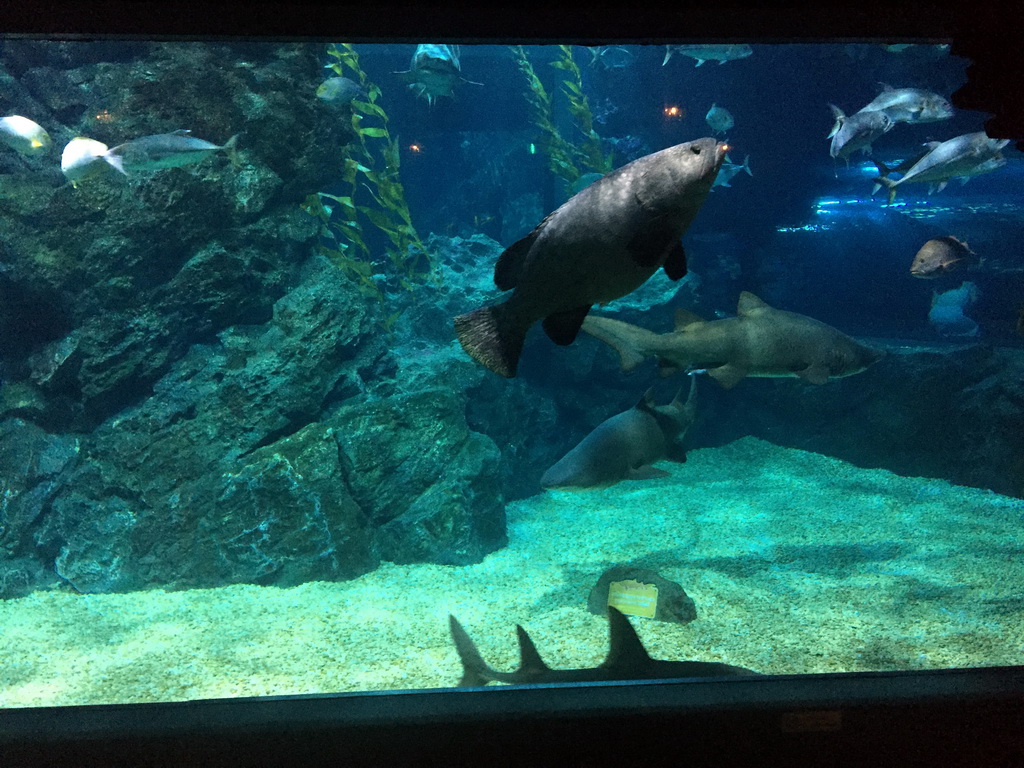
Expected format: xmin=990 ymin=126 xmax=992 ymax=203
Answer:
xmin=910 ymin=236 xmax=975 ymax=278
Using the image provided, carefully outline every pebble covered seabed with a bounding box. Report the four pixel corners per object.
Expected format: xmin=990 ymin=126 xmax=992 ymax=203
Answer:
xmin=2 ymin=437 xmax=1022 ymax=708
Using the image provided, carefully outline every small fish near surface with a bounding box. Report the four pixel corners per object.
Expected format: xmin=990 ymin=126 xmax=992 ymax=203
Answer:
xmin=910 ymin=236 xmax=976 ymax=278
xmin=0 ymin=115 xmax=52 ymax=156
xmin=705 ymin=103 xmax=734 ymax=135
xmin=827 ymin=105 xmax=895 ymax=161
xmin=449 ymin=606 xmax=758 ymax=687
xmin=394 ymin=44 xmax=481 ymax=105
xmin=872 ymin=131 xmax=1010 ymax=203
xmin=589 ymin=45 xmax=635 ymax=71
xmin=582 ymin=292 xmax=883 ymax=389
xmin=454 ymin=137 xmax=728 ymax=378
xmin=663 ymin=44 xmax=753 ymax=67
xmin=541 ymin=376 xmax=698 ymax=490
xmin=712 ymin=153 xmax=752 ymax=188
xmin=858 ymin=83 xmax=954 ymax=124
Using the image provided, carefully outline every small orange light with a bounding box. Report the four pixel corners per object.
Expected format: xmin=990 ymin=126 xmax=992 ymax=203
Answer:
xmin=663 ymin=105 xmax=680 ymax=117
xmin=409 ymin=143 xmax=422 ymax=153
xmin=94 ymin=109 xmax=115 ymax=123
xmin=721 ymin=143 xmax=730 ymax=152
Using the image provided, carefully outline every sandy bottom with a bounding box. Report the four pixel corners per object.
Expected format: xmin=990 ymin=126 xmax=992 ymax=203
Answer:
xmin=1 ymin=436 xmax=1022 ymax=708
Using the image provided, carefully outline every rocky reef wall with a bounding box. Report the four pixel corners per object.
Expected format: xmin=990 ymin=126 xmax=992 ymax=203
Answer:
xmin=0 ymin=43 xmax=506 ymax=598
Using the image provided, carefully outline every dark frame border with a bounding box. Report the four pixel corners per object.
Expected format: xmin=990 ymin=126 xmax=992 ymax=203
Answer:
xmin=1 ymin=2 xmax=1022 ymax=765
xmin=2 ymin=666 xmax=1023 ymax=765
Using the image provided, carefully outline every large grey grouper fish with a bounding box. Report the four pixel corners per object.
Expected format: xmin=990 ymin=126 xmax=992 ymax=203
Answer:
xmin=449 ymin=606 xmax=758 ymax=687
xmin=541 ymin=376 xmax=698 ymax=489
xmin=454 ymin=138 xmax=728 ymax=378
xmin=582 ymin=292 xmax=882 ymax=389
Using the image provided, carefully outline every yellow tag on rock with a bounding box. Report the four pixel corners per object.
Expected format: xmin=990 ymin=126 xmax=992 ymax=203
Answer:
xmin=607 ymin=579 xmax=658 ymax=618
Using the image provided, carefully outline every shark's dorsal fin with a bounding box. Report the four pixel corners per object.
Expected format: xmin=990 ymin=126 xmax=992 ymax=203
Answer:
xmin=737 ymin=291 xmax=770 ymax=317
xmin=515 ymin=625 xmax=552 ymax=676
xmin=449 ymin=615 xmax=500 ymax=687
xmin=674 ymin=308 xmax=703 ymax=330
xmin=672 ymin=373 xmax=698 ymax=411
xmin=602 ymin=606 xmax=652 ymax=671
xmin=634 ymin=387 xmax=657 ymax=413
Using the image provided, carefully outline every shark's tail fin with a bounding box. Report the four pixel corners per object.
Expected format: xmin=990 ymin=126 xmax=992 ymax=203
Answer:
xmin=449 ymin=615 xmax=501 ymax=687
xmin=580 ymin=315 xmax=655 ymax=372
xmin=222 ymin=133 xmax=241 ymax=169
xmin=454 ymin=302 xmax=528 ymax=378
xmin=872 ymin=176 xmax=898 ymax=204
xmin=827 ymin=104 xmax=845 ymax=139
xmin=674 ymin=372 xmax=699 ymax=416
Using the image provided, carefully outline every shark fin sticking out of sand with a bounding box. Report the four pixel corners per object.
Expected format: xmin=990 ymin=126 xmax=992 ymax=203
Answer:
xmin=449 ymin=606 xmax=757 ymax=687
xmin=582 ymin=292 xmax=882 ymax=389
xmin=540 ymin=376 xmax=698 ymax=489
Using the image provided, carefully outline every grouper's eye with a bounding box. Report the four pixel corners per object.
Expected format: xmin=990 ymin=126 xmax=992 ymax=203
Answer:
xmin=690 ymin=146 xmax=701 ymax=154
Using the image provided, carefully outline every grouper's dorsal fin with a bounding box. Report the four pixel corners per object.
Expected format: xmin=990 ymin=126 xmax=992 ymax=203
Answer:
xmin=737 ymin=291 xmax=771 ymax=317
xmin=602 ymin=607 xmax=653 ymax=672
xmin=494 ymin=227 xmax=541 ymax=291
xmin=674 ymin=307 xmax=703 ymax=330
xmin=515 ymin=624 xmax=552 ymax=676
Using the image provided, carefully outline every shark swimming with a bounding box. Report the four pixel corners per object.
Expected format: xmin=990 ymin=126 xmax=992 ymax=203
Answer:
xmin=582 ymin=292 xmax=882 ymax=389
xmin=541 ymin=376 xmax=698 ymax=489
xmin=449 ymin=606 xmax=758 ymax=687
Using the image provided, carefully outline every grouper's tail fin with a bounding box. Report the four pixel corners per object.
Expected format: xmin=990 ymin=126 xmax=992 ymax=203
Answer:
xmin=449 ymin=615 xmax=501 ymax=687
xmin=580 ymin=315 xmax=655 ymax=372
xmin=454 ymin=303 xmax=527 ymax=378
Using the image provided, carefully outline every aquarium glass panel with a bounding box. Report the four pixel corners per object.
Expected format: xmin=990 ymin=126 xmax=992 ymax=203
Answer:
xmin=0 ymin=38 xmax=1022 ymax=708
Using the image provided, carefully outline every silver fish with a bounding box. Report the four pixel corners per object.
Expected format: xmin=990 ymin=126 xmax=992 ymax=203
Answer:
xmin=705 ymin=103 xmax=734 ymax=135
xmin=872 ymin=132 xmax=1009 ymax=202
xmin=712 ymin=154 xmax=752 ymax=188
xmin=0 ymin=115 xmax=51 ymax=156
xmin=589 ymin=45 xmax=635 ymax=71
xmin=105 ymin=130 xmax=239 ymax=175
xmin=663 ymin=44 xmax=753 ymax=67
xmin=393 ymin=44 xmax=481 ymax=105
xmin=859 ymin=83 xmax=954 ymax=124
xmin=828 ymin=105 xmax=895 ymax=160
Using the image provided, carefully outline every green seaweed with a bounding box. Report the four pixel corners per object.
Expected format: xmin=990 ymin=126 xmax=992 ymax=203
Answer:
xmin=509 ymin=45 xmax=613 ymax=187
xmin=302 ymin=44 xmax=434 ymax=329
xmin=550 ymin=45 xmax=614 ymax=178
